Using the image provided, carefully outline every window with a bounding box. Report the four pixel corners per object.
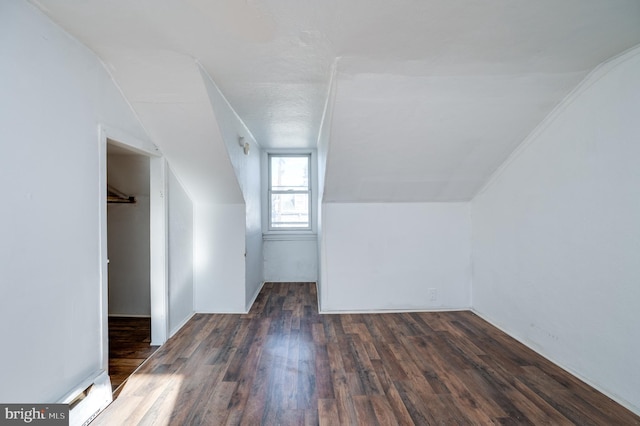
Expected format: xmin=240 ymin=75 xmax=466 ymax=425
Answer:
xmin=268 ymin=154 xmax=311 ymax=230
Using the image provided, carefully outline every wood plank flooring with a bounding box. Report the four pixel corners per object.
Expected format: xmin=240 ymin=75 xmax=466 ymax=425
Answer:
xmin=109 ymin=317 xmax=159 ymax=393
xmin=95 ymin=283 xmax=640 ymax=425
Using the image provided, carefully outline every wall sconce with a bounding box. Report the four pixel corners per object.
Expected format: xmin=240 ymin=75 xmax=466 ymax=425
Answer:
xmin=238 ymin=136 xmax=250 ymax=155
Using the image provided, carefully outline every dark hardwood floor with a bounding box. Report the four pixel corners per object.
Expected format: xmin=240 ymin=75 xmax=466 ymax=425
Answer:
xmin=108 ymin=316 xmax=159 ymax=394
xmin=96 ymin=282 xmax=639 ymax=425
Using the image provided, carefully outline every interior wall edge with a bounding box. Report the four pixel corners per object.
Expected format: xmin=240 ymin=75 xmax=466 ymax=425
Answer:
xmin=169 ymin=312 xmax=197 ymax=339
xmin=245 ymin=281 xmax=267 ymax=313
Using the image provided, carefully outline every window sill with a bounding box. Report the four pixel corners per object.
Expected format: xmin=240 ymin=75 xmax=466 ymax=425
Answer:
xmin=262 ymin=232 xmax=317 ymax=241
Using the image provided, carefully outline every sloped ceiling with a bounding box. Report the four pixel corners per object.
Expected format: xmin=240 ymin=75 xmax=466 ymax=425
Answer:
xmin=102 ymin=49 xmax=243 ymax=205
xmin=30 ymin=0 xmax=640 ymax=203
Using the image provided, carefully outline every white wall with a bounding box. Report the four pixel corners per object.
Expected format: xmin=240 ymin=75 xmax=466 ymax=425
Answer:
xmin=194 ymin=203 xmax=247 ymax=313
xmin=168 ymin=168 xmax=194 ymax=335
xmin=472 ymin=46 xmax=640 ymax=413
xmin=107 ymin=153 xmax=151 ymax=316
xmin=0 ymin=0 xmax=151 ymax=402
xmin=263 ymin=238 xmax=318 ymax=282
xmin=322 ymin=203 xmax=471 ymax=312
xmin=200 ymin=67 xmax=264 ymax=311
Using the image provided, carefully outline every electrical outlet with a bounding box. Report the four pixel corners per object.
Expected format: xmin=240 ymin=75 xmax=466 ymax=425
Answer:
xmin=428 ymin=288 xmax=437 ymax=301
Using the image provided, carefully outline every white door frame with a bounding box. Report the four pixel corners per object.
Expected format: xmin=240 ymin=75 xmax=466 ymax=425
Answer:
xmin=98 ymin=125 xmax=168 ymax=374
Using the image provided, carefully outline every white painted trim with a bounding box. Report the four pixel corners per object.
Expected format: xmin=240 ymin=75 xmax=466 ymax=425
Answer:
xmin=97 ymin=127 xmax=110 ymax=379
xmin=471 ymin=309 xmax=640 ymax=416
xmin=262 ymin=233 xmax=317 ymax=241
xmin=266 ymin=152 xmax=313 ymax=232
xmin=197 ymin=308 xmax=249 ymax=314
xmin=261 ymin=148 xmax=318 ymax=235
xmin=150 ymin=157 xmax=169 ymax=346
xmin=98 ymin=125 xmax=170 ymax=352
xmin=468 ymin=205 xmax=476 ymax=309
xmin=474 ymin=44 xmax=640 ymax=199
xmin=314 ymin=60 xmax=337 ymax=316
xmin=108 ymin=314 xmax=152 ymax=318
xmin=169 ymin=312 xmax=196 ymax=338
xmin=319 ymin=307 xmax=471 ymax=315
xmin=316 ymin=264 xmax=323 ymax=313
xmin=245 ymin=281 xmax=266 ymax=313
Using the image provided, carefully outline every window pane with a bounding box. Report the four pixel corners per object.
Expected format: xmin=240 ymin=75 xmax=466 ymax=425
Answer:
xmin=270 ymin=156 xmax=309 ymax=191
xmin=271 ymin=193 xmax=309 ymax=228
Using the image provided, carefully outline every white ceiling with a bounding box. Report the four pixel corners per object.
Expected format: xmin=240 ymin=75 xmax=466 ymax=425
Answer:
xmin=31 ymin=0 xmax=640 ymax=202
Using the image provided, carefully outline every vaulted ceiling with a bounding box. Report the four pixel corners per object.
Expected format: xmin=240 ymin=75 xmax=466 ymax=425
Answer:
xmin=31 ymin=0 xmax=640 ymax=203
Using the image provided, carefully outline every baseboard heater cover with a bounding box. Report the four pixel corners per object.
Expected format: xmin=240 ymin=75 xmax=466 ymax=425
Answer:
xmin=59 ymin=370 xmax=112 ymax=426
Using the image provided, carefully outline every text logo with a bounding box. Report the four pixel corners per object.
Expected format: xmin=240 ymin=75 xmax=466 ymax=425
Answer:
xmin=0 ymin=405 xmax=68 ymax=425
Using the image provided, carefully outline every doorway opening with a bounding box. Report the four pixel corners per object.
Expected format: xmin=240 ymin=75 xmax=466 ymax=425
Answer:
xmin=99 ymin=127 xmax=168 ymax=397
xmin=106 ymin=141 xmax=159 ymax=392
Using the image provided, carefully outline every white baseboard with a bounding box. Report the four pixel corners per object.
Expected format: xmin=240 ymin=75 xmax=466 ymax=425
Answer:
xmin=169 ymin=312 xmax=196 ymax=338
xmin=319 ymin=306 xmax=471 ymax=315
xmin=245 ymin=281 xmax=266 ymax=313
xmin=108 ymin=314 xmax=151 ymax=318
xmin=471 ymin=308 xmax=640 ymax=416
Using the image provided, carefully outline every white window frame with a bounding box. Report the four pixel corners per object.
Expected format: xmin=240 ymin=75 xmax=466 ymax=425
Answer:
xmin=262 ymin=149 xmax=317 ymax=236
